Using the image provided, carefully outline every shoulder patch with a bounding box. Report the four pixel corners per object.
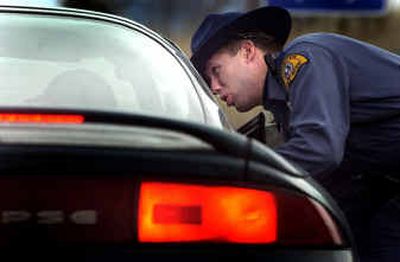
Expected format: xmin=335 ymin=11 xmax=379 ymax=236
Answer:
xmin=280 ymin=54 xmax=309 ymax=88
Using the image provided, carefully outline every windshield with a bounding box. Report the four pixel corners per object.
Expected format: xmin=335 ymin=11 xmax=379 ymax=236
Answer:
xmin=0 ymin=13 xmax=206 ymax=123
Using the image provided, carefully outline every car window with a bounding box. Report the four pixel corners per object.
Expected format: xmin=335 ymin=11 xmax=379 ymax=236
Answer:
xmin=0 ymin=13 xmax=206 ymax=123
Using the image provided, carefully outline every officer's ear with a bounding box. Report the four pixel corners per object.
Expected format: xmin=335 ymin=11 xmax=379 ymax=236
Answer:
xmin=239 ymin=40 xmax=257 ymax=63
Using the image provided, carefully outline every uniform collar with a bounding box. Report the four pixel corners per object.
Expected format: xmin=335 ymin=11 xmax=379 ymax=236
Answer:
xmin=263 ymin=53 xmax=288 ymax=106
xmin=263 ymin=53 xmax=291 ymax=136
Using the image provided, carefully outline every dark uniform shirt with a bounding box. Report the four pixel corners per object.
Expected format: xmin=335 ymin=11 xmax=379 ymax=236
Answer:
xmin=264 ymin=33 xmax=400 ymax=177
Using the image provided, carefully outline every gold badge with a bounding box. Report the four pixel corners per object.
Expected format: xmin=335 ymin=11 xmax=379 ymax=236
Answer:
xmin=281 ymin=54 xmax=309 ymax=88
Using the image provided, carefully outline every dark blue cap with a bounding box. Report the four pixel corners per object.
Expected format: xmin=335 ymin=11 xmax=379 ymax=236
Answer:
xmin=190 ymin=6 xmax=291 ymax=75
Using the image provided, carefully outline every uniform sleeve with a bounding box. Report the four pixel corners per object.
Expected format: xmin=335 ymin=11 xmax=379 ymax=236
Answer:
xmin=276 ymin=43 xmax=350 ymax=176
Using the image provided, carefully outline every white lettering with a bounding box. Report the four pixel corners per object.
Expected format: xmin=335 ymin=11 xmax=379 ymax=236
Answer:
xmin=2 ymin=211 xmax=31 ymax=223
xmin=1 ymin=210 xmax=98 ymax=225
xmin=37 ymin=210 xmax=64 ymax=224
xmin=70 ymin=210 xmax=97 ymax=225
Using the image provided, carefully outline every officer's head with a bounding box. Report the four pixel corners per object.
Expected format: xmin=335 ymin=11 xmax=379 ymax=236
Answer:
xmin=191 ymin=6 xmax=291 ymax=112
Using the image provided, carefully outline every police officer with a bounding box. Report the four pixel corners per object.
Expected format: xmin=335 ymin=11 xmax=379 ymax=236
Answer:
xmin=190 ymin=6 xmax=400 ymax=262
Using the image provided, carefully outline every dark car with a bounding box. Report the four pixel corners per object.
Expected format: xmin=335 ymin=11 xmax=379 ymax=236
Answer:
xmin=0 ymin=5 xmax=355 ymax=262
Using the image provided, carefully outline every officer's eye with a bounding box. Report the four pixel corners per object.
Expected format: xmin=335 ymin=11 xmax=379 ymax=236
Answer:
xmin=211 ymin=66 xmax=220 ymax=77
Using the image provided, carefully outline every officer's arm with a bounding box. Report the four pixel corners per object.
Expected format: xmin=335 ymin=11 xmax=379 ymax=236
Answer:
xmin=276 ymin=43 xmax=350 ymax=176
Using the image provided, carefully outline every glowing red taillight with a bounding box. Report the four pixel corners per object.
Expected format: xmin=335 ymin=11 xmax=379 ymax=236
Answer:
xmin=138 ymin=182 xmax=277 ymax=243
xmin=138 ymin=182 xmax=344 ymax=246
xmin=0 ymin=114 xmax=84 ymax=124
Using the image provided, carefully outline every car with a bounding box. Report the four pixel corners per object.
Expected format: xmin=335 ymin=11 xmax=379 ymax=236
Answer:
xmin=0 ymin=5 xmax=355 ymax=261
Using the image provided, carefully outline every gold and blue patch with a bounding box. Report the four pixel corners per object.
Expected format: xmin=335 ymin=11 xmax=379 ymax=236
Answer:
xmin=280 ymin=54 xmax=309 ymax=89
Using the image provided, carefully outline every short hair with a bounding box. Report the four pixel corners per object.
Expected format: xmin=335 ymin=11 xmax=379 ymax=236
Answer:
xmin=222 ymin=30 xmax=281 ymax=55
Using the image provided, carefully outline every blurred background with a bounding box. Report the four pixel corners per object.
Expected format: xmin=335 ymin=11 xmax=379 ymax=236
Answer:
xmin=2 ymin=0 xmax=399 ymax=129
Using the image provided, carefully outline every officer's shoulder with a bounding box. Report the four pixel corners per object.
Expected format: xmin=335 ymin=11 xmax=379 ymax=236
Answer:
xmin=278 ymin=33 xmax=342 ymax=89
xmin=281 ymin=33 xmax=338 ymax=64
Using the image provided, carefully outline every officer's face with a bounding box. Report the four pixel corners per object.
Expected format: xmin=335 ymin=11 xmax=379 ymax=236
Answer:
xmin=204 ymin=41 xmax=266 ymax=112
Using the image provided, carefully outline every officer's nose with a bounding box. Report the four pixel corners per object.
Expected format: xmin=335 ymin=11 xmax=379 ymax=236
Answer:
xmin=210 ymin=77 xmax=222 ymax=95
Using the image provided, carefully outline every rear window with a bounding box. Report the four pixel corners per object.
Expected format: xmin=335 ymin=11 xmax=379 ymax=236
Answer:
xmin=0 ymin=13 xmax=205 ymax=123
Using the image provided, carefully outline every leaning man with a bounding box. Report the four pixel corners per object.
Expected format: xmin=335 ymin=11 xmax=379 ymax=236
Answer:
xmin=190 ymin=6 xmax=400 ymax=262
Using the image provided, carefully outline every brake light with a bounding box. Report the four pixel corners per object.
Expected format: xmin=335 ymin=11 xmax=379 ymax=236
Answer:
xmin=138 ymin=182 xmax=344 ymax=246
xmin=0 ymin=114 xmax=84 ymax=124
xmin=138 ymin=182 xmax=277 ymax=243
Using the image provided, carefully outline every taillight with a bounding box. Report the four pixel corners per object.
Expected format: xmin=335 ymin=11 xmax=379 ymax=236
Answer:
xmin=138 ymin=182 xmax=343 ymax=246
xmin=138 ymin=182 xmax=277 ymax=243
xmin=0 ymin=113 xmax=84 ymax=124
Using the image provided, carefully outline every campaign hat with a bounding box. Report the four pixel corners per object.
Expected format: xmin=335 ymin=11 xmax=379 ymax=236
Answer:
xmin=190 ymin=6 xmax=291 ymax=75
